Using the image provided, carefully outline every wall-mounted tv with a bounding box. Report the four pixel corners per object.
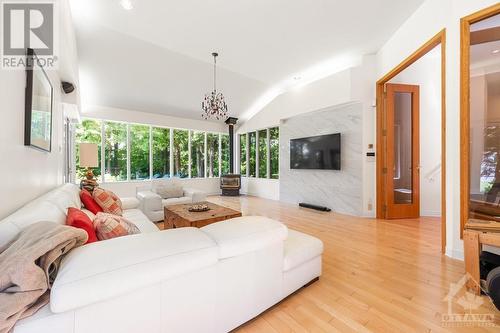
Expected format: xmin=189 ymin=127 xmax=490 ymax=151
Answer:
xmin=290 ymin=133 xmax=341 ymax=170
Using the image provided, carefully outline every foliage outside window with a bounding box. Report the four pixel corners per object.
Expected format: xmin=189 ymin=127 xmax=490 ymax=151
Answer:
xmin=207 ymin=133 xmax=219 ymax=177
xmin=270 ymin=127 xmax=279 ymax=179
xmin=104 ymin=122 xmax=127 ymax=181
xmin=258 ymin=129 xmax=267 ymax=178
xmin=173 ymin=129 xmax=189 ymax=178
xmin=75 ymin=118 xmax=229 ymax=182
xmin=240 ymin=133 xmax=247 ymax=176
xmin=191 ymin=131 xmax=205 ymax=178
xmin=130 ymin=124 xmax=150 ymax=180
xmin=152 ymin=127 xmax=170 ymax=179
xmin=221 ymin=134 xmax=230 ymax=175
xmin=75 ymin=119 xmax=102 ymax=182
xmin=249 ymin=132 xmax=256 ymax=177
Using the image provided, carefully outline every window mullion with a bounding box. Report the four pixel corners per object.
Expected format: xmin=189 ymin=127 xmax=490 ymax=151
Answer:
xmin=218 ymin=134 xmax=222 ymax=176
xmin=169 ymin=128 xmax=174 ymax=178
xmin=126 ymin=124 xmax=131 ymax=181
xmin=204 ymin=132 xmax=208 ymax=178
xmin=188 ymin=130 xmax=192 ymax=179
xmin=101 ymin=121 xmax=106 ymax=183
xmin=149 ymin=126 xmax=153 ymax=180
xmin=267 ymin=128 xmax=271 ymax=179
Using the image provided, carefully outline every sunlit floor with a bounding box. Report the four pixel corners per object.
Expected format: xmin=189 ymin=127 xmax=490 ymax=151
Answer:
xmin=159 ymin=195 xmax=499 ymax=332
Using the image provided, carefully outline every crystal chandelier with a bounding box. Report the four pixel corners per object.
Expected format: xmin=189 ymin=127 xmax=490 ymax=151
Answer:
xmin=202 ymin=52 xmax=228 ymax=120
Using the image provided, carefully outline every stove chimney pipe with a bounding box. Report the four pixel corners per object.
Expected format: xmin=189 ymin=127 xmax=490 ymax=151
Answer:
xmin=224 ymin=117 xmax=238 ymax=174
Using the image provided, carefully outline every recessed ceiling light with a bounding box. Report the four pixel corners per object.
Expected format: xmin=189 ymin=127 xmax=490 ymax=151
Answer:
xmin=120 ymin=0 xmax=133 ymax=10
xmin=492 ymin=49 xmax=500 ymax=54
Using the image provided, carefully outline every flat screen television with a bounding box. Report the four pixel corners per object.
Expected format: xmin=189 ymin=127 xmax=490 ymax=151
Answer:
xmin=290 ymin=133 xmax=341 ymax=170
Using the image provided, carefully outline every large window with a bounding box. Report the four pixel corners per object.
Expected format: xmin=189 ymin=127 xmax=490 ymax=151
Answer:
xmin=152 ymin=127 xmax=170 ymax=178
xmin=258 ymin=129 xmax=267 ymax=178
xmin=221 ymin=134 xmax=230 ymax=175
xmin=173 ymin=129 xmax=189 ymax=178
xmin=240 ymin=134 xmax=247 ymax=175
xmin=239 ymin=126 xmax=279 ymax=179
xmin=248 ymin=132 xmax=257 ymax=177
xmin=191 ymin=131 xmax=205 ymax=178
xmin=207 ymin=133 xmax=219 ymax=177
xmin=104 ymin=122 xmax=127 ymax=181
xmin=75 ymin=119 xmax=229 ymax=182
xmin=130 ymin=124 xmax=150 ymax=180
xmin=75 ymin=119 xmax=102 ymax=182
xmin=270 ymin=127 xmax=279 ymax=179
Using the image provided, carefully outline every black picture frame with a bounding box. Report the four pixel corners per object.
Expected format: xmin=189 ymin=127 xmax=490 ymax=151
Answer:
xmin=25 ymin=48 xmax=53 ymax=152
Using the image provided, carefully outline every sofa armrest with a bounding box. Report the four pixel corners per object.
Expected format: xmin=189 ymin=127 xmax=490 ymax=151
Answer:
xmin=121 ymin=197 xmax=140 ymax=210
xmin=184 ymin=188 xmax=207 ymax=203
xmin=137 ymin=190 xmax=162 ymax=212
xmin=51 ymin=228 xmax=218 ymax=313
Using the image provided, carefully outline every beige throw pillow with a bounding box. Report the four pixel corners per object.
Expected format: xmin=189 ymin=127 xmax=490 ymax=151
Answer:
xmin=155 ymin=184 xmax=184 ymax=199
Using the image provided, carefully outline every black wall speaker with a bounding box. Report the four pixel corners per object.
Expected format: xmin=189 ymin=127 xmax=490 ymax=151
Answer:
xmin=61 ymin=81 xmax=75 ymax=94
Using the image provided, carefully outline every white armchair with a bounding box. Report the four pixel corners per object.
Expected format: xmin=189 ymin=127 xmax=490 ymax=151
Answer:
xmin=136 ymin=179 xmax=207 ymax=222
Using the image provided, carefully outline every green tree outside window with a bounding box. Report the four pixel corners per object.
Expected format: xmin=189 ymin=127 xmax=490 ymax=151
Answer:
xmin=173 ymin=129 xmax=189 ymax=178
xmin=152 ymin=127 xmax=170 ymax=178
xmin=249 ymin=132 xmax=256 ymax=177
xmin=207 ymin=133 xmax=219 ymax=177
xmin=258 ymin=129 xmax=267 ymax=178
xmin=104 ymin=121 xmax=127 ymax=181
xmin=240 ymin=133 xmax=247 ymax=176
xmin=130 ymin=124 xmax=150 ymax=180
xmin=270 ymin=127 xmax=279 ymax=179
xmin=221 ymin=134 xmax=230 ymax=175
xmin=191 ymin=131 xmax=205 ymax=178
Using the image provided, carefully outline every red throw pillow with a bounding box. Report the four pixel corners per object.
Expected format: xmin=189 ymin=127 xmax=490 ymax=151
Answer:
xmin=66 ymin=207 xmax=98 ymax=244
xmin=80 ymin=189 xmax=103 ymax=215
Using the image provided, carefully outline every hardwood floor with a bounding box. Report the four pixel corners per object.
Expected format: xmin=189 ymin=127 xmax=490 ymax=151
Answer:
xmin=204 ymin=196 xmax=500 ymax=333
xmin=159 ymin=195 xmax=500 ymax=332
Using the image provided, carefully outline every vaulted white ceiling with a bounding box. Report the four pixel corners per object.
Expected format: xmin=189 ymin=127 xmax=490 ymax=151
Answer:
xmin=70 ymin=0 xmax=424 ymax=122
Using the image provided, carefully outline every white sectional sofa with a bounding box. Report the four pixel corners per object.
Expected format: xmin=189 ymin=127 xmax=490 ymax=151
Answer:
xmin=137 ymin=178 xmax=207 ymax=221
xmin=0 ymin=184 xmax=323 ymax=333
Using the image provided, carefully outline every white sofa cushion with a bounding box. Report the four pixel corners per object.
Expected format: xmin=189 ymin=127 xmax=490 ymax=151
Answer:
xmin=201 ymin=216 xmax=288 ymax=259
xmin=283 ymin=229 xmax=324 ymax=272
xmin=162 ymin=196 xmax=192 ymax=206
xmin=51 ymin=228 xmax=218 ymax=313
xmin=122 ymin=209 xmax=159 ymax=233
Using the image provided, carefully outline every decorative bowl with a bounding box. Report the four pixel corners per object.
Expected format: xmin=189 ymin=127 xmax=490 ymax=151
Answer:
xmin=188 ymin=204 xmax=210 ymax=212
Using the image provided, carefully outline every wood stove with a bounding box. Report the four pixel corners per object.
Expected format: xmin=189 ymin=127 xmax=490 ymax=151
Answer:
xmin=220 ymin=174 xmax=241 ymax=196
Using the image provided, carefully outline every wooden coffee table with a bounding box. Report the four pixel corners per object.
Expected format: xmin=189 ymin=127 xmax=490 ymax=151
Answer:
xmin=164 ymin=201 xmax=242 ymax=229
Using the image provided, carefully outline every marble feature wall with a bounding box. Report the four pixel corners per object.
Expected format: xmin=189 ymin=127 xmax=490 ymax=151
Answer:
xmin=279 ymin=102 xmax=363 ymax=216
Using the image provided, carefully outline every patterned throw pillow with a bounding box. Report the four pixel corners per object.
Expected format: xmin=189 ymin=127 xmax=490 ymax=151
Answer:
xmin=154 ymin=184 xmax=183 ymax=199
xmin=92 ymin=188 xmax=123 ymax=216
xmin=93 ymin=212 xmax=140 ymax=240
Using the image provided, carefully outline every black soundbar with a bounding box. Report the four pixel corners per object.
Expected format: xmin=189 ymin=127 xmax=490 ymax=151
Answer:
xmin=299 ymin=203 xmax=331 ymax=212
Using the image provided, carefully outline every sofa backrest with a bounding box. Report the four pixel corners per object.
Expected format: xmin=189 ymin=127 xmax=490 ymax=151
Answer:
xmin=136 ymin=178 xmax=182 ymax=194
xmin=0 ymin=183 xmax=81 ymax=249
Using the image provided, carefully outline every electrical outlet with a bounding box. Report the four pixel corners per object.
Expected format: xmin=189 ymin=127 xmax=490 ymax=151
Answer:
xmin=368 ymin=203 xmax=372 ymax=211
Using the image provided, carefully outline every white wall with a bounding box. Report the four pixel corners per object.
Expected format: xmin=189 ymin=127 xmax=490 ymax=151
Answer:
xmin=83 ymin=105 xmax=226 ymax=133
xmin=389 ymin=46 xmax=442 ymax=217
xmin=0 ymin=0 xmax=79 ymax=219
xmin=101 ymin=178 xmax=222 ymax=198
xmin=240 ymin=178 xmax=279 ymax=200
xmin=375 ymin=0 xmax=500 ymax=260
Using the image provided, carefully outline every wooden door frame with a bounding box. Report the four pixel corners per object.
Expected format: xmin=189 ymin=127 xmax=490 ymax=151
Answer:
xmin=376 ymin=29 xmax=446 ymax=253
xmin=460 ymin=3 xmax=500 ymax=239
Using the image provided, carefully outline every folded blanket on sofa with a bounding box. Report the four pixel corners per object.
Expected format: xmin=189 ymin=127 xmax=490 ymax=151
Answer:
xmin=0 ymin=221 xmax=87 ymax=333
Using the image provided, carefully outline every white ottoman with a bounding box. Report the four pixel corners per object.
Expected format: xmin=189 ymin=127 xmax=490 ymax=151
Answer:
xmin=282 ymin=229 xmax=323 ymax=296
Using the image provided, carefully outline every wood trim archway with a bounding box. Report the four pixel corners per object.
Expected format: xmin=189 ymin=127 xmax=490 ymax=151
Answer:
xmin=376 ymin=29 xmax=446 ymax=253
xmin=460 ymin=3 xmax=500 ymax=238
